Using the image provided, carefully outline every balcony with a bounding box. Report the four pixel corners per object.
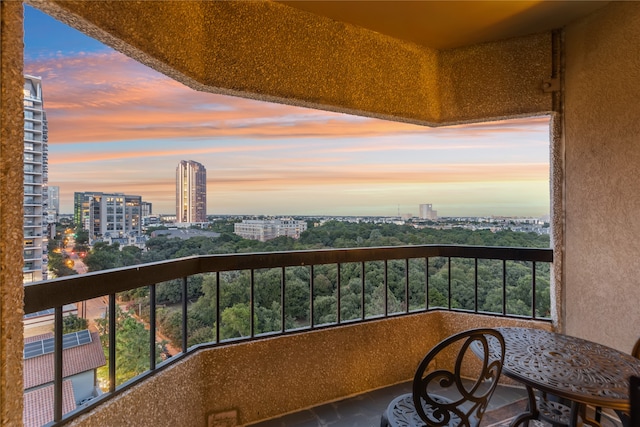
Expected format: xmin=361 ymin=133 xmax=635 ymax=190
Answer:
xmin=3 ymin=2 xmax=640 ymax=427
xmin=24 ymin=245 xmax=552 ymax=426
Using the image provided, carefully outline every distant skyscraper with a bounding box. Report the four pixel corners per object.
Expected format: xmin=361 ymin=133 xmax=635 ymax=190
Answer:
xmin=23 ymin=75 xmax=48 ymax=283
xmin=176 ymin=160 xmax=207 ymax=223
xmin=141 ymin=201 xmax=153 ymax=217
xmin=47 ymin=186 xmax=59 ymax=214
xmin=44 ymin=186 xmax=59 ymax=239
xmin=419 ymin=204 xmax=438 ymax=220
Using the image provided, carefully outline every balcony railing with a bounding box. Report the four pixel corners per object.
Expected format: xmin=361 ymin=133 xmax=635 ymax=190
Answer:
xmin=23 ymin=244 xmax=552 ymax=426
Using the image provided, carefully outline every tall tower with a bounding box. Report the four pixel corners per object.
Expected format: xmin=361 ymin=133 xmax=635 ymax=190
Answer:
xmin=176 ymin=160 xmax=207 ymax=223
xmin=23 ymin=75 xmax=49 ymax=283
xmin=419 ymin=204 xmax=438 ymax=220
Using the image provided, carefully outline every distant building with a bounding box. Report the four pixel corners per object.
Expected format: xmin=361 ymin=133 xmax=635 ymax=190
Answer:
xmin=23 ymin=75 xmax=49 ymax=283
xmin=23 ymin=330 xmax=106 ymax=426
xmin=160 ymin=214 xmax=177 ymax=223
xmin=143 ymin=215 xmax=160 ymax=228
xmin=73 ymin=192 xmax=143 ymax=241
xmin=45 ymin=186 xmax=59 ymax=236
xmin=234 ymin=218 xmax=307 ymax=242
xmin=141 ymin=201 xmax=152 ymax=217
xmin=151 ymin=229 xmax=220 ymax=240
xmin=176 ymin=160 xmax=207 ymax=223
xmin=419 ymin=204 xmax=438 ymax=220
xmin=47 ymin=186 xmax=60 ymax=215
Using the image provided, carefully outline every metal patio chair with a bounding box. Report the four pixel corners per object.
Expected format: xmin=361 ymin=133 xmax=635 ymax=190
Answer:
xmin=380 ymin=328 xmax=505 ymax=427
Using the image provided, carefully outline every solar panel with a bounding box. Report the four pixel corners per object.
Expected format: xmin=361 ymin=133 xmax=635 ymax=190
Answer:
xmin=24 ymin=341 xmax=45 ymax=359
xmin=23 ymin=308 xmax=55 ymax=319
xmin=77 ymin=330 xmax=92 ymax=345
xmin=23 ymin=329 xmax=93 ymax=359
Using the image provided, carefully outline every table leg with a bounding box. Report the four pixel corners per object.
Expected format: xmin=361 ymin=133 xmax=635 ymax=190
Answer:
xmin=510 ymin=386 xmax=539 ymax=427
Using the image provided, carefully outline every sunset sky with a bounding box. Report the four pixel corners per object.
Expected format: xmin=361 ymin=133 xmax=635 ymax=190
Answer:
xmin=24 ymin=5 xmax=550 ymax=218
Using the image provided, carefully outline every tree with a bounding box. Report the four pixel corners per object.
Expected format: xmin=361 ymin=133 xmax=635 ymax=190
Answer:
xmin=75 ymin=228 xmax=89 ymax=245
xmin=61 ymin=314 xmax=88 ymax=334
xmin=95 ymin=306 xmax=166 ymax=386
xmin=48 ymin=251 xmax=78 ymax=278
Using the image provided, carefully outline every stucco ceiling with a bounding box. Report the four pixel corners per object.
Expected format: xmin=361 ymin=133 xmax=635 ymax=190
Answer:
xmin=277 ymin=1 xmax=610 ymax=49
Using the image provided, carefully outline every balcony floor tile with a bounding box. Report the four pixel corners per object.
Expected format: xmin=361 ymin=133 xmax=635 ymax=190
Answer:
xmin=247 ymin=382 xmax=523 ymax=427
xmin=248 ymin=382 xmax=625 ymax=427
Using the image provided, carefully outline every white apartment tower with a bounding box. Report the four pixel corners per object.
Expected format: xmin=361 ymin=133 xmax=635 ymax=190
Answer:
xmin=23 ymin=75 xmax=49 ymax=283
xmin=419 ymin=203 xmax=438 ymax=220
xmin=234 ymin=218 xmax=307 ymax=242
xmin=176 ymin=160 xmax=207 ymax=223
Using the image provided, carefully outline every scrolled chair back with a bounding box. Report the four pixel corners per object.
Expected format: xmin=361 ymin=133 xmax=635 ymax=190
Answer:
xmin=381 ymin=328 xmax=505 ymax=427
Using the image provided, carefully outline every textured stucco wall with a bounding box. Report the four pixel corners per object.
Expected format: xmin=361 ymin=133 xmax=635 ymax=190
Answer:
xmin=31 ymin=0 xmax=553 ymax=127
xmin=563 ymin=1 xmax=640 ymax=351
xmin=438 ymin=32 xmax=553 ymax=123
xmin=67 ymin=312 xmax=550 ymax=427
xmin=0 ymin=2 xmax=26 ymax=425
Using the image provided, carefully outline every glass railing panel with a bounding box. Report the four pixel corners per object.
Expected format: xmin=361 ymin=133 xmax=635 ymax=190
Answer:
xmin=338 ymin=262 xmax=362 ymax=322
xmin=386 ymin=259 xmax=407 ymax=315
xmin=535 ymin=262 xmax=551 ymax=319
xmin=115 ymin=290 xmax=151 ymax=386
xmin=155 ymin=279 xmax=184 ymax=351
xmin=284 ymin=266 xmax=310 ymax=330
xmin=363 ymin=260 xmax=385 ymax=318
xmin=184 ymin=273 xmax=215 ymax=347
xmin=312 ymin=264 xmax=338 ymax=327
xmin=427 ymin=256 xmax=449 ymax=309
xmin=450 ymin=258 xmax=476 ymax=311
xmin=477 ymin=259 xmax=503 ymax=314
xmin=254 ymin=268 xmax=283 ymax=335
xmin=408 ymin=258 xmax=427 ymax=312
xmin=505 ymin=260 xmax=534 ymax=317
xmin=218 ymin=270 xmax=251 ymax=340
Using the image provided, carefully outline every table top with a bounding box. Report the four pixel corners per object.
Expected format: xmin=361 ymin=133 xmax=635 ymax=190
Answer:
xmin=492 ymin=327 xmax=640 ymax=411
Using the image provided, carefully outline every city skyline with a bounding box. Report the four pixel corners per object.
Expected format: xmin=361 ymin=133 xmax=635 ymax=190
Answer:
xmin=24 ymin=6 xmax=551 ymax=218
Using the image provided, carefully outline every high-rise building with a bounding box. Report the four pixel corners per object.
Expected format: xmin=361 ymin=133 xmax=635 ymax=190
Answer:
xmin=141 ymin=201 xmax=153 ymax=218
xmin=44 ymin=186 xmax=59 ymax=236
xmin=176 ymin=160 xmax=207 ymax=223
xmin=47 ymin=186 xmax=59 ymax=214
xmin=23 ymin=75 xmax=49 ymax=283
xmin=73 ymin=192 xmax=143 ymax=241
xmin=419 ymin=204 xmax=438 ymax=220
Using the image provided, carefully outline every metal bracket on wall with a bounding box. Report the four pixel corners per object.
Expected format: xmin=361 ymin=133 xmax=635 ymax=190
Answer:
xmin=542 ymin=78 xmax=560 ymax=93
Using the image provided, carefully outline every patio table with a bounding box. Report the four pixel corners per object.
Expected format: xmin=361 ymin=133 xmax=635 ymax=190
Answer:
xmin=487 ymin=327 xmax=640 ymax=427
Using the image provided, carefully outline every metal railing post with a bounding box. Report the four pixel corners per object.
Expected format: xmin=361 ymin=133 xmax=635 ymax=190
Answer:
xmin=109 ymin=293 xmax=116 ymax=392
xmin=502 ymin=260 xmax=507 ymax=316
xmin=250 ymin=269 xmax=255 ymax=337
xmin=149 ymin=284 xmax=156 ymax=371
xmin=182 ymin=277 xmax=188 ymax=351
xmin=361 ymin=261 xmax=365 ymax=320
xmin=54 ymin=306 xmax=63 ymax=422
xmin=405 ymin=258 xmax=410 ymax=313
xmin=384 ymin=259 xmax=388 ymax=316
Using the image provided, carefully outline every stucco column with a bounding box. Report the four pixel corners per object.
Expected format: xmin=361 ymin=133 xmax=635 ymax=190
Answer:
xmin=0 ymin=1 xmax=25 ymax=425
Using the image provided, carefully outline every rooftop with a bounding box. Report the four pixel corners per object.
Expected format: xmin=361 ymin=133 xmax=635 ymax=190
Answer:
xmin=24 ymin=330 xmax=106 ymax=390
